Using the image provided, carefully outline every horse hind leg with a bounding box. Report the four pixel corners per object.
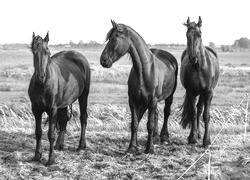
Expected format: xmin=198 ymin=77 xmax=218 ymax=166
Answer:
xmin=160 ymin=94 xmax=174 ymax=144
xmin=55 ymin=107 xmax=69 ymax=151
xmin=197 ymin=95 xmax=204 ymax=139
xmin=77 ymin=91 xmax=89 ymax=151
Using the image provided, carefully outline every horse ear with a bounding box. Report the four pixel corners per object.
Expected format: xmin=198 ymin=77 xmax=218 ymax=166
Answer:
xmin=32 ymin=32 xmax=35 ymax=39
xmin=187 ymin=17 xmax=190 ymax=25
xmin=111 ymin=19 xmax=117 ymax=29
xmin=44 ymin=31 xmax=49 ymax=42
xmin=183 ymin=17 xmax=190 ymax=27
xmin=198 ymin=16 xmax=202 ymax=27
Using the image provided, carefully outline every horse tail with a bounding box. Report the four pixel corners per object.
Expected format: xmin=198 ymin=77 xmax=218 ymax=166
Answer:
xmin=180 ymin=92 xmax=193 ymax=129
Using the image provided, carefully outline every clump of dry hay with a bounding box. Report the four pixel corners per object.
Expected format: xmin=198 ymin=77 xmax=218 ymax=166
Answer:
xmin=0 ymin=95 xmax=248 ymax=135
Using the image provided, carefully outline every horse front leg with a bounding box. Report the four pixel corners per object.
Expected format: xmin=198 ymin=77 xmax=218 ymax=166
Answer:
xmin=187 ymin=93 xmax=198 ymax=144
xmin=203 ymin=91 xmax=213 ymax=147
xmin=46 ymin=108 xmax=57 ymax=166
xmin=197 ymin=95 xmax=204 ymax=139
xmin=153 ymin=107 xmax=160 ymax=144
xmin=145 ymin=99 xmax=157 ymax=154
xmin=32 ymin=104 xmax=43 ymax=161
xmin=127 ymin=98 xmax=146 ymax=154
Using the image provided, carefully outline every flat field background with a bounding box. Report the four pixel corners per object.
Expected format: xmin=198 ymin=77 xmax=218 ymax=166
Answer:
xmin=0 ymin=46 xmax=250 ymax=179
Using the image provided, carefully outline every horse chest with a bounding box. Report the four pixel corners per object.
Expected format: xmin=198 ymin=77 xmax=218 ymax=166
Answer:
xmin=181 ymin=67 xmax=208 ymax=93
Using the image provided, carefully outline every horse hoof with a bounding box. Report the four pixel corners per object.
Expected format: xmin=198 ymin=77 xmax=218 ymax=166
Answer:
xmin=45 ymin=159 xmax=55 ymax=166
xmin=145 ymin=148 xmax=154 ymax=154
xmin=203 ymin=139 xmax=211 ymax=148
xmin=32 ymin=152 xmax=42 ymax=162
xmin=54 ymin=144 xmax=64 ymax=151
xmin=126 ymin=146 xmax=139 ymax=154
xmin=160 ymin=135 xmax=170 ymax=144
xmin=153 ymin=135 xmax=161 ymax=144
xmin=197 ymin=132 xmax=202 ymax=139
xmin=188 ymin=136 xmax=198 ymax=144
xmin=77 ymin=146 xmax=86 ymax=152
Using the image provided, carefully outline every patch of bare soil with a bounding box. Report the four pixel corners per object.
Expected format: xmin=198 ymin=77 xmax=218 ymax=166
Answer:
xmin=0 ymin=129 xmax=250 ymax=179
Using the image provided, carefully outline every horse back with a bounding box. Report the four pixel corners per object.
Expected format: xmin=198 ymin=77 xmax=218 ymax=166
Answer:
xmin=150 ymin=48 xmax=178 ymax=76
xmin=52 ymin=50 xmax=90 ymax=82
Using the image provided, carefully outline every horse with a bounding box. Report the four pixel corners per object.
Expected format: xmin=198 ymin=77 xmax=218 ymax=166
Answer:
xmin=180 ymin=17 xmax=219 ymax=147
xmin=100 ymin=20 xmax=178 ymax=154
xmin=28 ymin=32 xmax=90 ymax=165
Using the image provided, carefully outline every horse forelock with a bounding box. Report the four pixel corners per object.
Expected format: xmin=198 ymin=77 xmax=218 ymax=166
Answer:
xmin=105 ymin=24 xmax=128 ymax=42
xmin=186 ymin=22 xmax=201 ymax=35
xmin=31 ymin=36 xmax=44 ymax=51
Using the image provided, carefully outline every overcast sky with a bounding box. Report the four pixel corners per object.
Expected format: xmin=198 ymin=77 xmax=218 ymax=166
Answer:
xmin=0 ymin=0 xmax=249 ymax=45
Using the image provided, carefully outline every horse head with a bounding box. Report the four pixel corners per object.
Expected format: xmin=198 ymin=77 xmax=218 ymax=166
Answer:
xmin=31 ymin=32 xmax=51 ymax=83
xmin=184 ymin=16 xmax=202 ymax=64
xmin=100 ymin=20 xmax=131 ymax=68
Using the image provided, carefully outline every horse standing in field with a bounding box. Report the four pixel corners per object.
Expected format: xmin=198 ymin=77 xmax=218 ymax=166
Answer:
xmin=180 ymin=17 xmax=219 ymax=147
xmin=100 ymin=20 xmax=178 ymax=153
xmin=28 ymin=32 xmax=90 ymax=165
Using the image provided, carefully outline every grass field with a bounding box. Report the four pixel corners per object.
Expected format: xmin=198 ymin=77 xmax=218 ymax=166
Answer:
xmin=0 ymin=46 xmax=250 ymax=179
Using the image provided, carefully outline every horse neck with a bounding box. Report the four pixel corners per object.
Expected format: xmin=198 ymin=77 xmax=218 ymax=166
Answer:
xmin=128 ymin=32 xmax=154 ymax=89
xmin=197 ymin=39 xmax=207 ymax=67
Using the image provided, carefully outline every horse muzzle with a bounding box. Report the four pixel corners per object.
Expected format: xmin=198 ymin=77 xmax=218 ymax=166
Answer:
xmin=36 ymin=73 xmax=45 ymax=82
xmin=100 ymin=56 xmax=112 ymax=68
xmin=189 ymin=55 xmax=198 ymax=64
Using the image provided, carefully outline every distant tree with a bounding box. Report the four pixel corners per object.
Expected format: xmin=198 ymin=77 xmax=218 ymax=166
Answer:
xmin=209 ymin=42 xmax=216 ymax=49
xmin=69 ymin=40 xmax=75 ymax=46
xmin=78 ymin=40 xmax=84 ymax=46
xmin=89 ymin=40 xmax=99 ymax=45
xmin=234 ymin=37 xmax=250 ymax=49
xmin=221 ymin=45 xmax=233 ymax=52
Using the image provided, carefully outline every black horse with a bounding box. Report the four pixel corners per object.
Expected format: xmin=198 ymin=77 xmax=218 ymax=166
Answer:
xmin=180 ymin=17 xmax=220 ymax=147
xmin=28 ymin=32 xmax=90 ymax=165
xmin=100 ymin=21 xmax=178 ymax=153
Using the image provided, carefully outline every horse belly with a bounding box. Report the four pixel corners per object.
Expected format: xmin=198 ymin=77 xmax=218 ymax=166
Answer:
xmin=58 ymin=74 xmax=82 ymax=108
xmin=157 ymin=72 xmax=175 ymax=100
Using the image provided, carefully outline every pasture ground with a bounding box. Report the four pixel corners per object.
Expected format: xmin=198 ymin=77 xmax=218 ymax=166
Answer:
xmin=0 ymin=46 xmax=250 ymax=179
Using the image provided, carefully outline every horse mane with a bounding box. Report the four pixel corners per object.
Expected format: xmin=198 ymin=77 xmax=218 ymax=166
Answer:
xmin=105 ymin=27 xmax=114 ymax=42
xmin=181 ymin=49 xmax=187 ymax=62
xmin=105 ymin=24 xmax=147 ymax=45
xmin=205 ymin=46 xmax=218 ymax=58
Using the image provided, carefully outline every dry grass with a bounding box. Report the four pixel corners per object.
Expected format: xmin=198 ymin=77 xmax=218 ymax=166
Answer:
xmin=0 ymin=48 xmax=250 ymax=179
xmin=0 ymin=95 xmax=249 ymax=179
